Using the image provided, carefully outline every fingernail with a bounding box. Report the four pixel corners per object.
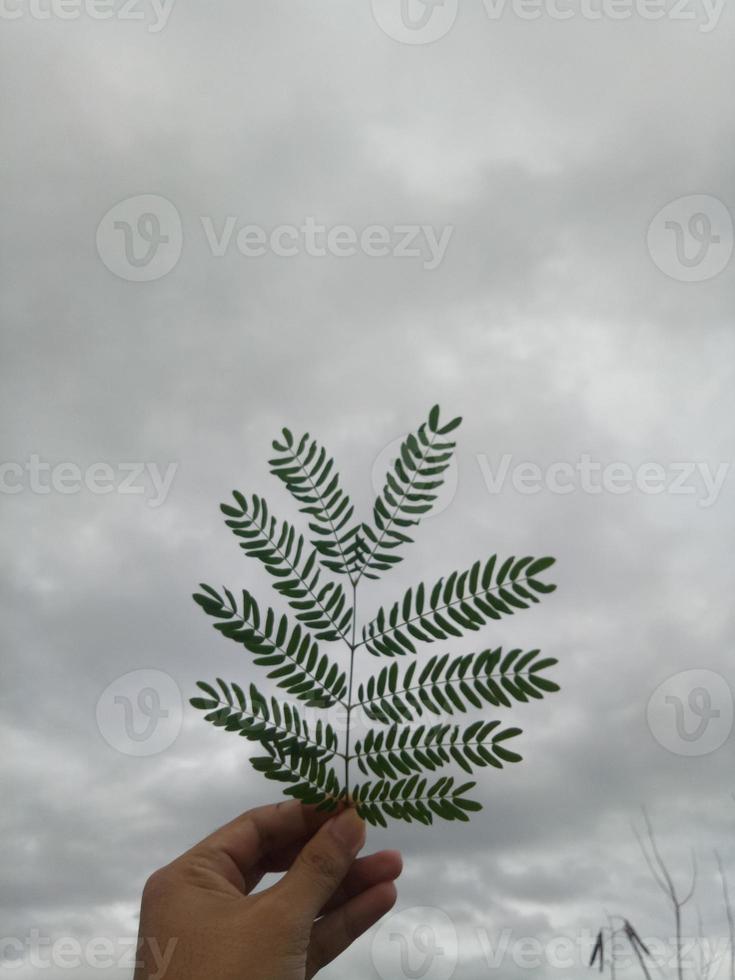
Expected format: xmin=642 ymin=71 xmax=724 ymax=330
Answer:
xmin=328 ymin=808 xmax=365 ymax=852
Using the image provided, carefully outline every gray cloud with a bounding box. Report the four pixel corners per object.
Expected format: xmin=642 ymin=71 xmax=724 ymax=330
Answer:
xmin=1 ymin=3 xmax=733 ymax=979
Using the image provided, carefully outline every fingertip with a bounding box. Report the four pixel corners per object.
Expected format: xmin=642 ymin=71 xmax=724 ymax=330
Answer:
xmin=360 ymin=879 xmax=399 ymax=928
xmin=365 ymin=849 xmax=403 ymax=882
xmin=376 ymin=878 xmax=398 ymax=912
xmin=382 ymin=849 xmax=403 ymax=878
xmin=327 ymin=807 xmax=366 ymax=855
xmin=307 ymin=878 xmax=400 ymax=974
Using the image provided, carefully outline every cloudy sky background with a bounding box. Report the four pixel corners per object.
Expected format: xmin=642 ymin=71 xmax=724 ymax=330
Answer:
xmin=1 ymin=2 xmax=734 ymax=977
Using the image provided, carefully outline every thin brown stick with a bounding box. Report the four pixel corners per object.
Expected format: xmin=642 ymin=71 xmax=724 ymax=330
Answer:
xmin=634 ymin=809 xmax=697 ymax=980
xmin=716 ymin=851 xmax=735 ymax=980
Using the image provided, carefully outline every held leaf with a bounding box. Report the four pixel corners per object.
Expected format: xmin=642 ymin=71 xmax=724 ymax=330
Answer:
xmin=190 ymin=406 xmax=561 ymax=826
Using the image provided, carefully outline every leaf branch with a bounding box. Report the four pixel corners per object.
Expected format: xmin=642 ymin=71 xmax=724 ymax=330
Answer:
xmin=221 ymin=491 xmax=353 ymax=641
xmin=360 ymin=555 xmax=556 ymax=657
xmin=193 ymin=584 xmax=347 ymax=707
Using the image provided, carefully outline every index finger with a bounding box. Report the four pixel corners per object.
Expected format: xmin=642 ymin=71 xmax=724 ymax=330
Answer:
xmin=183 ymin=800 xmax=335 ymax=892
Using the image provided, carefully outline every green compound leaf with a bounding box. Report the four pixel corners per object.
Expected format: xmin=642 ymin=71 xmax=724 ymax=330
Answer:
xmin=354 ymin=721 xmax=524 ymax=780
xmin=191 ymin=406 xmax=561 ymax=826
xmin=361 ymin=555 xmax=556 ymax=657
xmin=269 ymin=430 xmax=362 ymax=580
xmin=355 ymin=405 xmax=462 ymax=582
xmin=352 ymin=775 xmax=482 ymax=827
xmin=193 ymin=585 xmax=347 ymax=707
xmin=220 ymin=492 xmax=354 ymax=641
xmin=251 ymin=740 xmax=341 ymax=811
xmin=356 ymin=647 xmax=559 ymax=724
xmin=191 ymin=679 xmax=339 ymax=762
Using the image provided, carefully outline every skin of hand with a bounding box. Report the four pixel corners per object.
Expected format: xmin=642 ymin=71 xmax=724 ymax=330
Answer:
xmin=133 ymin=800 xmax=402 ymax=980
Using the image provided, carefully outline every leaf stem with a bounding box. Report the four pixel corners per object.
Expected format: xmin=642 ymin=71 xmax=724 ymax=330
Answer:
xmin=343 ymin=580 xmax=358 ymax=798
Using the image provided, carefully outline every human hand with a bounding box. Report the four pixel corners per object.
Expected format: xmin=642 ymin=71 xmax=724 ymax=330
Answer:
xmin=134 ymin=800 xmax=402 ymax=979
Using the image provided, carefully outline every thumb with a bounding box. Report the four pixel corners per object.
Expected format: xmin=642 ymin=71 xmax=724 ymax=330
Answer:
xmin=274 ymin=807 xmax=366 ymax=920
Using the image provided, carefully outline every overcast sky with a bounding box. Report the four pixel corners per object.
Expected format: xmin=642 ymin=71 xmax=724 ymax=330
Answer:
xmin=1 ymin=2 xmax=734 ymax=978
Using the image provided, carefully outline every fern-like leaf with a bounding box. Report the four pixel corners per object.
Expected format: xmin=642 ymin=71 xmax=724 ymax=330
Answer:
xmin=356 ymin=647 xmax=559 ymax=724
xmin=361 ymin=555 xmax=556 ymax=656
xmin=193 ymin=584 xmax=347 ymax=707
xmin=355 ymin=404 xmax=461 ymax=582
xmin=192 ymin=406 xmax=561 ymax=826
xmin=220 ymin=491 xmax=353 ymax=641
xmin=353 ymin=775 xmax=482 ymax=827
xmin=252 ymin=741 xmax=341 ymax=809
xmin=269 ymin=429 xmax=361 ymax=580
xmin=354 ymin=720 xmax=523 ymax=780
xmin=191 ymin=679 xmax=338 ymax=761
